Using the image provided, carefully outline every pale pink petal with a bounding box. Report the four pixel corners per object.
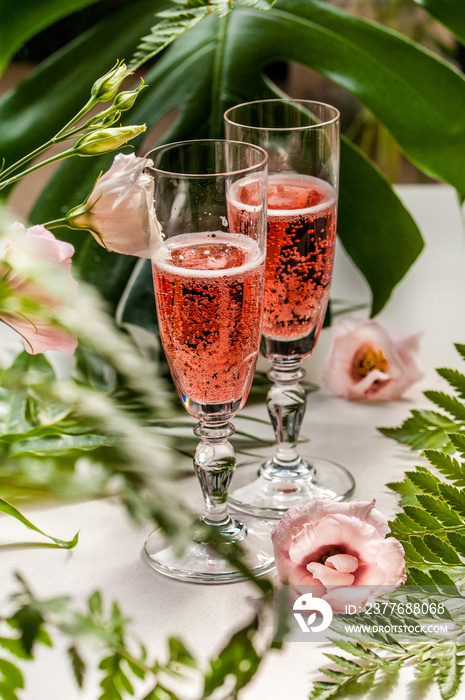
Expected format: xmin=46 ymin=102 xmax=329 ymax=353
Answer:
xmin=307 ymin=562 xmax=355 ymax=587
xmin=322 ymin=585 xmax=373 ymax=613
xmin=274 ymin=553 xmax=322 ymax=586
xmin=354 ymin=563 xmax=387 ymax=586
xmin=377 ymin=538 xmax=407 ymax=585
xmin=2 ymin=224 xmax=78 ymax=355
xmin=325 ymin=554 xmax=359 ymax=573
xmin=288 ymin=516 xmax=344 ymax=565
xmin=271 ymin=496 xmax=406 ymax=596
xmin=288 ymin=514 xmax=381 ymax=565
xmin=0 ymin=313 xmax=78 ymax=355
xmin=272 ymin=498 xmax=389 ymax=540
xmin=391 ymin=330 xmax=425 ymax=391
xmin=322 ymin=315 xmax=423 ymax=403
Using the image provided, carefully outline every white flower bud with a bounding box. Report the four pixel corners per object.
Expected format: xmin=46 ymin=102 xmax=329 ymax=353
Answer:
xmin=65 ymin=153 xmax=164 ymax=259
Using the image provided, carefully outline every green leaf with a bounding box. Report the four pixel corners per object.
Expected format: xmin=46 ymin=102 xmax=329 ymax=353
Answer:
xmin=448 ymin=432 xmax=465 ymax=457
xmin=167 ymin=637 xmax=196 ymax=669
xmin=0 ymin=0 xmax=104 ymax=74
xmin=437 ymin=642 xmax=462 ymax=700
xmin=447 ymin=531 xmax=465 ymax=557
xmin=424 ymin=450 xmax=465 ymax=487
xmin=324 ymin=654 xmax=362 ymax=672
xmin=455 ymin=344 xmax=465 ymax=363
xmin=331 ymin=640 xmax=379 ymax=662
xmin=437 ymin=482 xmax=465 ymax=519
xmin=379 ymin=410 xmax=457 ymax=451
xmin=423 ymin=390 xmax=465 ymax=423
xmin=406 ymin=567 xmax=435 ymax=586
xmin=68 ymin=645 xmax=86 ymax=688
xmin=131 ymin=2 xmax=211 ymax=68
xmin=203 ymin=615 xmax=261 ymax=697
xmin=141 ymin=686 xmax=180 ymax=700
xmin=402 ymin=506 xmax=443 ymax=533
xmin=436 ymin=367 xmax=465 ymax=400
xmin=390 ymin=510 xmax=423 ymax=536
xmin=0 ymin=498 xmax=79 ymax=549
xmin=416 ymin=494 xmax=463 ymax=528
xmin=0 ymin=658 xmax=24 ymax=692
xmin=423 ymin=535 xmax=463 ymax=566
xmin=88 ymin=591 xmax=103 ymax=616
xmin=413 ymin=0 xmax=465 ymax=45
xmin=406 ymin=534 xmax=443 ymax=564
xmin=406 ymin=467 xmax=441 ymax=495
xmin=9 ymin=606 xmax=44 ymax=656
xmin=9 ymin=433 xmax=113 ymax=457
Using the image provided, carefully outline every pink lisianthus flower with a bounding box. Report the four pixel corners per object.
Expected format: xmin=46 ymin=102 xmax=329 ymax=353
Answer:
xmin=66 ymin=152 xmax=164 ymax=258
xmin=271 ymin=498 xmax=406 ymax=612
xmin=0 ymin=223 xmax=78 ymax=354
xmin=322 ymin=315 xmax=423 ymax=402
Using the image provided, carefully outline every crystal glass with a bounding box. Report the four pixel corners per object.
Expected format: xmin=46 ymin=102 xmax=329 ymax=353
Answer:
xmin=224 ymin=99 xmax=355 ymax=517
xmin=143 ymin=139 xmax=275 ymax=582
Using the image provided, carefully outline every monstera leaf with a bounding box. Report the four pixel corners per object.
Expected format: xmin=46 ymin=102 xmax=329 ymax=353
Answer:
xmin=0 ymin=0 xmax=103 ymax=73
xmin=2 ymin=0 xmax=465 ymax=327
xmin=413 ymin=0 xmax=465 ymax=44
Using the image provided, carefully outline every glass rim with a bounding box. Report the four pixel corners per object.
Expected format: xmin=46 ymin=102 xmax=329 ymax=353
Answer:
xmin=144 ymin=138 xmax=268 ymax=178
xmin=224 ymin=98 xmax=340 ymax=132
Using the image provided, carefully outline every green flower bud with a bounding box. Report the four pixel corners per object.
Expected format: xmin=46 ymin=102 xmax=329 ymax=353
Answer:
xmin=73 ymin=125 xmax=146 ymax=156
xmin=91 ymin=61 xmax=129 ymax=102
xmin=85 ymin=110 xmax=122 ymax=129
xmin=113 ymin=80 xmax=147 ymax=112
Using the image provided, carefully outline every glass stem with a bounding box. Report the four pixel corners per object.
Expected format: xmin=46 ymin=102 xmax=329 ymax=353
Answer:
xmin=193 ymin=421 xmax=246 ymax=540
xmin=262 ymin=362 xmax=313 ymax=477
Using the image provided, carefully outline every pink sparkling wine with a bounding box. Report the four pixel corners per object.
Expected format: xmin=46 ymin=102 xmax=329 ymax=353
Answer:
xmin=230 ymin=173 xmax=337 ymax=349
xmin=152 ymin=232 xmax=265 ymax=413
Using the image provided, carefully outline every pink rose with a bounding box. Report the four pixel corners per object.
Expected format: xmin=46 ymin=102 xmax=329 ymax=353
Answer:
xmin=67 ymin=153 xmax=164 ymax=258
xmin=322 ymin=315 xmax=423 ymax=402
xmin=271 ymin=498 xmax=406 ymax=612
xmin=0 ymin=223 xmax=78 ymax=354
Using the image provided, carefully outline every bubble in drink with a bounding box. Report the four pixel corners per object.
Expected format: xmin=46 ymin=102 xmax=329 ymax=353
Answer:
xmin=152 ymin=232 xmax=265 ymax=413
xmin=230 ymin=173 xmax=336 ymax=347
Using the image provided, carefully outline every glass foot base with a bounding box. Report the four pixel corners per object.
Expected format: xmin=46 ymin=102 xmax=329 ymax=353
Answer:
xmin=229 ymin=456 xmax=355 ymax=518
xmin=143 ymin=515 xmax=276 ymax=583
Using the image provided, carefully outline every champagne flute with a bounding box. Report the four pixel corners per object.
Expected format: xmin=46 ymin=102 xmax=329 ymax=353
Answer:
xmin=224 ymin=99 xmax=355 ymax=517
xmin=143 ymin=139 xmax=275 ymax=582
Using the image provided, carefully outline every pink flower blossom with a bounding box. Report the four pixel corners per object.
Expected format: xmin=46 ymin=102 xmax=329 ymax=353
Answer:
xmin=271 ymin=498 xmax=406 ymax=612
xmin=322 ymin=315 xmax=423 ymax=402
xmin=67 ymin=153 xmax=164 ymax=258
xmin=0 ymin=223 xmax=78 ymax=354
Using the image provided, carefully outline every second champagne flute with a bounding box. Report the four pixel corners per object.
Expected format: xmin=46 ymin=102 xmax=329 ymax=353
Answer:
xmin=224 ymin=99 xmax=355 ymax=517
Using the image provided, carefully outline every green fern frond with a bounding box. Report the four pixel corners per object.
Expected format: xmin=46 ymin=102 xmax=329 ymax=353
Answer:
xmin=130 ymin=7 xmax=210 ymax=69
xmin=436 ymin=367 xmax=465 ymax=399
xmin=129 ymin=0 xmax=275 ymax=70
xmin=423 ymin=390 xmax=465 ymax=423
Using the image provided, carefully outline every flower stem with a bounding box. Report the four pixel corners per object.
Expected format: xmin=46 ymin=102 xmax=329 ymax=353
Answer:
xmin=0 ymin=149 xmax=76 ymax=190
xmin=42 ymin=218 xmax=69 ymax=229
xmin=0 ymin=100 xmax=97 ymax=184
xmin=54 ymin=97 xmax=98 ymax=139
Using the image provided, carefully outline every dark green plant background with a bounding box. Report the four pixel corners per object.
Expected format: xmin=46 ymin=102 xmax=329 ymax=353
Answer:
xmin=1 ymin=0 xmax=464 ymax=331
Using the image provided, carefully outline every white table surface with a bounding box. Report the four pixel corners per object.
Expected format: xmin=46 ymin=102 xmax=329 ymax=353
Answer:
xmin=1 ymin=184 xmax=463 ymax=699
